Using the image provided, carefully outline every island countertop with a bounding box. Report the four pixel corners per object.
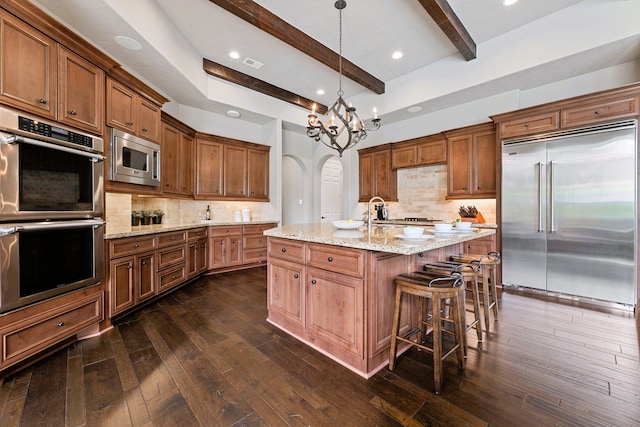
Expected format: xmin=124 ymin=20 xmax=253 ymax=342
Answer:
xmin=105 ymin=220 xmax=278 ymax=240
xmin=263 ymin=223 xmax=495 ymax=255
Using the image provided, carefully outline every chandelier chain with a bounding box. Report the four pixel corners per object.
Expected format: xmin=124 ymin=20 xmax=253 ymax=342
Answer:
xmin=338 ymin=6 xmax=343 ymax=97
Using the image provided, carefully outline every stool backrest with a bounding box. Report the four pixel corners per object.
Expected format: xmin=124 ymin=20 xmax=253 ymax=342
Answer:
xmin=428 ymin=275 xmax=463 ymax=289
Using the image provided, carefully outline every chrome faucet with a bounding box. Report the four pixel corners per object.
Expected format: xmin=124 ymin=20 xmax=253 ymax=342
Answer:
xmin=367 ymin=196 xmax=386 ymax=233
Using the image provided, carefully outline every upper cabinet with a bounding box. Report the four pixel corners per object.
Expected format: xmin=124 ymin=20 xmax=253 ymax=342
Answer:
xmin=358 ymin=144 xmax=397 ymax=202
xmin=106 ymin=77 xmax=161 ymax=143
xmin=196 ymin=134 xmax=270 ymax=201
xmin=0 ymin=12 xmax=104 ymax=134
xmin=161 ymin=114 xmax=195 ymax=197
xmin=58 ymin=46 xmax=104 ymax=134
xmin=391 ymin=134 xmax=446 ymax=169
xmin=445 ymin=122 xmax=497 ymax=199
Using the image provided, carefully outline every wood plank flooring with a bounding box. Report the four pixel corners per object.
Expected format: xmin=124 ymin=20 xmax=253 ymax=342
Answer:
xmin=0 ymin=267 xmax=638 ymax=426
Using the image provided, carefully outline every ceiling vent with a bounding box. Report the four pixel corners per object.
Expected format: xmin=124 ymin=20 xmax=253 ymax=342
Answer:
xmin=242 ymin=57 xmax=264 ymax=70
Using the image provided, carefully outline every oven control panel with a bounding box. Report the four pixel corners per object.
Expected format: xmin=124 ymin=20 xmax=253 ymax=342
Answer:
xmin=18 ymin=116 xmax=94 ymax=148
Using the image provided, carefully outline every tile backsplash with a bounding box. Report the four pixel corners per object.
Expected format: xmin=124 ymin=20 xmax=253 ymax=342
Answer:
xmin=353 ymin=164 xmax=497 ymax=224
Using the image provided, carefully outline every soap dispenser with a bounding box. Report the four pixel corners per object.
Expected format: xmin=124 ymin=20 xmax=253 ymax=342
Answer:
xmin=205 ymin=205 xmax=211 ymax=221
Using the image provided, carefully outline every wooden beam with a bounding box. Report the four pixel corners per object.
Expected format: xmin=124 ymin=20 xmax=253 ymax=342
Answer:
xmin=208 ymin=0 xmax=385 ymax=94
xmin=203 ymin=58 xmax=328 ymax=114
xmin=417 ymin=0 xmax=476 ymax=61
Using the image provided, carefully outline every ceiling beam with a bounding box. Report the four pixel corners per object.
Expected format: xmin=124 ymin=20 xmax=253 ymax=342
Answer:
xmin=208 ymin=0 xmax=385 ymax=94
xmin=417 ymin=0 xmax=476 ymax=61
xmin=203 ymin=59 xmax=329 ymax=115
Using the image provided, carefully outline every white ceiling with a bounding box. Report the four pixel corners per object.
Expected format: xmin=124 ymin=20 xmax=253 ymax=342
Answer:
xmin=29 ymin=0 xmax=640 ymax=126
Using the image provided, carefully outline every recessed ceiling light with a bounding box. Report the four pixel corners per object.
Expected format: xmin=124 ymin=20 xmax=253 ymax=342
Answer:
xmin=229 ymin=51 xmax=240 ymax=59
xmin=226 ymin=110 xmax=241 ymax=118
xmin=316 ymin=89 xmax=325 ymax=95
xmin=392 ymin=51 xmax=403 ymax=60
xmin=115 ymin=35 xmax=142 ymax=51
xmin=502 ymin=0 xmax=519 ymax=6
xmin=407 ymin=106 xmax=422 ymax=113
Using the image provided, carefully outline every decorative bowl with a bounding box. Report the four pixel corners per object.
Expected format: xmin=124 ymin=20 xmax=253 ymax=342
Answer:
xmin=402 ymin=226 xmax=424 ymax=237
xmin=455 ymin=221 xmax=472 ymax=229
xmin=434 ymin=223 xmax=453 ymax=232
xmin=331 ymin=220 xmax=364 ymax=230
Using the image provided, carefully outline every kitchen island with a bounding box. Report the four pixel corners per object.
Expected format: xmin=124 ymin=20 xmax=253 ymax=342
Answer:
xmin=264 ymin=223 xmax=496 ymax=378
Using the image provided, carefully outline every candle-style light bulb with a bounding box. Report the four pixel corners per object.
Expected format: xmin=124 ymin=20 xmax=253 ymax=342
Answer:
xmin=373 ymin=107 xmax=378 ymax=120
xmin=311 ymin=103 xmax=316 ymax=115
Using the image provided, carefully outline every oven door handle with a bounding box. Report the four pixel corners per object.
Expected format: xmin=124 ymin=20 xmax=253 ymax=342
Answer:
xmin=7 ymin=220 xmax=106 ymax=233
xmin=3 ymin=134 xmax=105 ymax=162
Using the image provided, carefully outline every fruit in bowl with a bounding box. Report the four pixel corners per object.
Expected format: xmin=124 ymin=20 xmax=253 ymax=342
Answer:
xmin=434 ymin=223 xmax=453 ymax=232
xmin=402 ymin=226 xmax=424 ymax=237
xmin=331 ymin=219 xmax=364 ymax=230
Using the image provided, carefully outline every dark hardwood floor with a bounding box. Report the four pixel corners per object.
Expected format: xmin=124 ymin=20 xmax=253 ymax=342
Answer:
xmin=0 ymin=267 xmax=638 ymax=426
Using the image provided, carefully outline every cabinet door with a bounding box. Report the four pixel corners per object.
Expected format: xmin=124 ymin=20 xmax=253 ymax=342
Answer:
xmin=391 ymin=145 xmax=417 ymax=169
xmin=416 ymin=139 xmax=446 ymax=165
xmin=0 ymin=12 xmax=56 ymax=118
xmin=473 ymin=130 xmax=496 ymax=197
xmin=358 ymin=152 xmax=374 ymax=201
xmin=109 ymin=256 xmax=135 ymax=316
xmin=267 ymin=258 xmax=305 ymax=333
xmin=106 ymin=78 xmax=136 ymax=133
xmin=247 ymin=148 xmax=269 ymax=200
xmin=224 ymin=145 xmax=247 ymax=197
xmin=180 ymin=134 xmax=194 ymax=195
xmin=136 ymin=252 xmax=156 ymax=302
xmin=137 ymin=98 xmax=161 ymax=142
xmin=306 ymin=267 xmax=364 ymax=359
xmin=162 ymin=124 xmax=180 ymax=194
xmin=228 ymin=236 xmax=243 ymax=266
xmin=196 ymin=139 xmax=224 ymax=198
xmin=57 ymin=46 xmax=104 ymax=134
xmin=373 ymin=150 xmax=396 ymax=200
xmin=463 ymin=235 xmax=495 ymax=255
xmin=447 ymin=135 xmax=472 ymax=197
xmin=187 ymin=241 xmax=198 ymax=278
xmin=208 ymin=236 xmax=225 ymax=269
xmin=196 ymin=239 xmax=208 ymax=274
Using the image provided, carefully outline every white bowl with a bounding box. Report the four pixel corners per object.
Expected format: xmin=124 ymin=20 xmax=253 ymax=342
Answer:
xmin=434 ymin=223 xmax=453 ymax=232
xmin=331 ymin=220 xmax=364 ymax=230
xmin=455 ymin=221 xmax=472 ymax=229
xmin=402 ymin=226 xmax=424 ymax=237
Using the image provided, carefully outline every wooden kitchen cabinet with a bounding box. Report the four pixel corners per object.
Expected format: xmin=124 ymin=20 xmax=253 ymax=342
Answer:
xmin=391 ymin=134 xmax=446 ymax=169
xmin=498 ymin=112 xmax=560 ymax=139
xmin=208 ymin=226 xmax=243 ymax=270
xmin=106 ymin=77 xmax=162 ymax=142
xmin=109 ymin=251 xmax=156 ymax=316
xmin=162 ymin=119 xmax=194 ymax=196
xmin=247 ymin=148 xmax=269 ymax=200
xmin=560 ymin=96 xmax=639 ymax=129
xmin=224 ymin=144 xmax=247 ymax=198
xmin=0 ymin=11 xmax=56 ymax=119
xmin=358 ymin=144 xmax=397 ymax=202
xmin=195 ymin=137 xmax=224 ymax=198
xmin=243 ymin=223 xmax=276 ymax=265
xmin=445 ymin=122 xmax=496 ymax=199
xmin=463 ymin=233 xmax=496 ymax=255
xmin=187 ymin=228 xmax=208 ymax=278
xmin=57 ymin=46 xmax=104 ymax=134
xmin=156 ymin=231 xmax=187 ymax=293
xmin=267 ymin=257 xmax=306 ymax=334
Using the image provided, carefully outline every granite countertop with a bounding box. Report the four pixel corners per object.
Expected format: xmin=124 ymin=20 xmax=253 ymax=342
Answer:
xmin=373 ymin=219 xmax=498 ymax=229
xmin=104 ymin=220 xmax=279 ymax=240
xmin=264 ymin=223 xmax=496 ymax=255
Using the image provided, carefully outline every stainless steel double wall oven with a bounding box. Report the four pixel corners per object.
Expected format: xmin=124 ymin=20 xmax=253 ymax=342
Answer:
xmin=0 ymin=106 xmax=105 ymax=313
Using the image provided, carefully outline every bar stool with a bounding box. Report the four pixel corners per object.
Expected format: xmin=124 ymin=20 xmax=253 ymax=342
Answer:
xmin=421 ymin=261 xmax=483 ymax=349
xmin=450 ymin=252 xmax=501 ymax=331
xmin=389 ymin=273 xmax=465 ymax=394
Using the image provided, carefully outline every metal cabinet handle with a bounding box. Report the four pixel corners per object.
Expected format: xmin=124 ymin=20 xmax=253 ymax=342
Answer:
xmin=141 ymin=261 xmax=147 ymax=265
xmin=39 ymin=99 xmax=47 ymax=104
xmin=127 ymin=121 xmax=134 ymax=125
xmin=537 ymin=161 xmax=544 ymax=232
xmin=328 ymin=257 xmax=333 ymax=262
xmin=418 ymin=252 xmax=424 ymax=257
xmin=126 ymin=264 xmax=132 ymax=269
xmin=311 ymin=279 xmax=317 ymax=284
xmin=281 ymin=248 xmax=287 ymax=252
xmin=293 ymin=273 xmax=299 ymax=279
xmin=57 ymin=322 xmax=64 ymax=327
xmin=549 ymin=160 xmax=556 ymax=233
xmin=70 ymin=110 xmax=77 ymax=116
xmin=142 ymin=127 xmax=148 ymax=132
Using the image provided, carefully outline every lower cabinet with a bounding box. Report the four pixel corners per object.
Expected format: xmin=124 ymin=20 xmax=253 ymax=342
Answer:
xmin=267 ymin=237 xmax=414 ymax=376
xmin=243 ymin=223 xmax=275 ymax=265
xmin=0 ymin=288 xmax=104 ymax=370
xmin=208 ymin=226 xmax=243 ymax=269
xmin=187 ymin=228 xmax=208 ymax=278
xmin=463 ymin=232 xmax=496 ymax=255
xmin=109 ymin=251 xmax=156 ymax=316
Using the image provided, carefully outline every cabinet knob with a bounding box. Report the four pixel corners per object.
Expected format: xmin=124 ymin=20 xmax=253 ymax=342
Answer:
xmin=594 ymin=109 xmax=601 ymax=115
xmin=293 ymin=273 xmax=299 ymax=279
xmin=126 ymin=264 xmax=132 ymax=269
xmin=311 ymin=279 xmax=317 ymax=285
xmin=70 ymin=110 xmax=77 ymax=116
xmin=172 ymin=275 xmax=177 ymax=279
xmin=142 ymin=127 xmax=148 ymax=132
xmin=142 ymin=260 xmax=147 ymax=265
xmin=327 ymin=257 xmax=333 ymax=262
xmin=56 ymin=322 xmax=65 ymax=327
xmin=281 ymin=248 xmax=287 ymax=253
xmin=134 ymin=244 xmax=139 ymax=248
xmin=418 ymin=252 xmax=424 ymax=257
xmin=127 ymin=121 xmax=134 ymax=125
xmin=39 ymin=99 xmax=47 ymax=104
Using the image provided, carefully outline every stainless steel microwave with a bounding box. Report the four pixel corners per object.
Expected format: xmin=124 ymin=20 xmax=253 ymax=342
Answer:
xmin=109 ymin=128 xmax=160 ymax=186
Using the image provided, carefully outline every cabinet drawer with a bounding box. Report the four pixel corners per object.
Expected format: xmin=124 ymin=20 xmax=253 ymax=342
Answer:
xmin=187 ymin=228 xmax=207 ymax=241
xmin=157 ymin=246 xmax=186 ymax=270
xmin=391 ymin=145 xmax=417 ymax=169
xmin=561 ymin=97 xmax=639 ymax=128
xmin=157 ymin=264 xmax=186 ymax=293
xmin=208 ymin=226 xmax=243 ymax=237
xmin=158 ymin=231 xmax=187 ymax=248
xmin=268 ymin=238 xmax=305 ymax=263
xmin=499 ymin=112 xmax=560 ymax=139
xmin=109 ymin=235 xmax=156 ymax=258
xmin=306 ymin=244 xmax=365 ymax=278
xmin=243 ymin=223 xmax=277 ymax=235
xmin=0 ymin=292 xmax=104 ymax=368
xmin=244 ymin=234 xmax=267 ymax=250
xmin=244 ymin=248 xmax=268 ymax=264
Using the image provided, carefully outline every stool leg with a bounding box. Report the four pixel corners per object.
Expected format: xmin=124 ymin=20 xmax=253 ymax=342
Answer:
xmin=453 ymin=291 xmax=466 ymax=371
xmin=481 ymin=267 xmax=492 ymax=332
xmin=388 ymin=286 xmax=403 ymax=371
xmin=432 ymin=294 xmax=443 ymax=394
xmin=488 ymin=265 xmax=499 ymax=320
xmin=469 ymin=277 xmax=483 ymax=343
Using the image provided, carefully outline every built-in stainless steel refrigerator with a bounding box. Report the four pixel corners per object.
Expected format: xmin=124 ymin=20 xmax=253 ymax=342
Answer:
xmin=501 ymin=120 xmax=637 ymax=305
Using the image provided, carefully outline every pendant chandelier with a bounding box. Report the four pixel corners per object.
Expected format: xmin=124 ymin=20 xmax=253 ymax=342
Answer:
xmin=306 ymin=0 xmax=381 ymax=157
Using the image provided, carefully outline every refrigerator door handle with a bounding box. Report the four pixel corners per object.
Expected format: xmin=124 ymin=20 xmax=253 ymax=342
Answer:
xmin=549 ymin=160 xmax=556 ymax=233
xmin=537 ymin=161 xmax=544 ymax=232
